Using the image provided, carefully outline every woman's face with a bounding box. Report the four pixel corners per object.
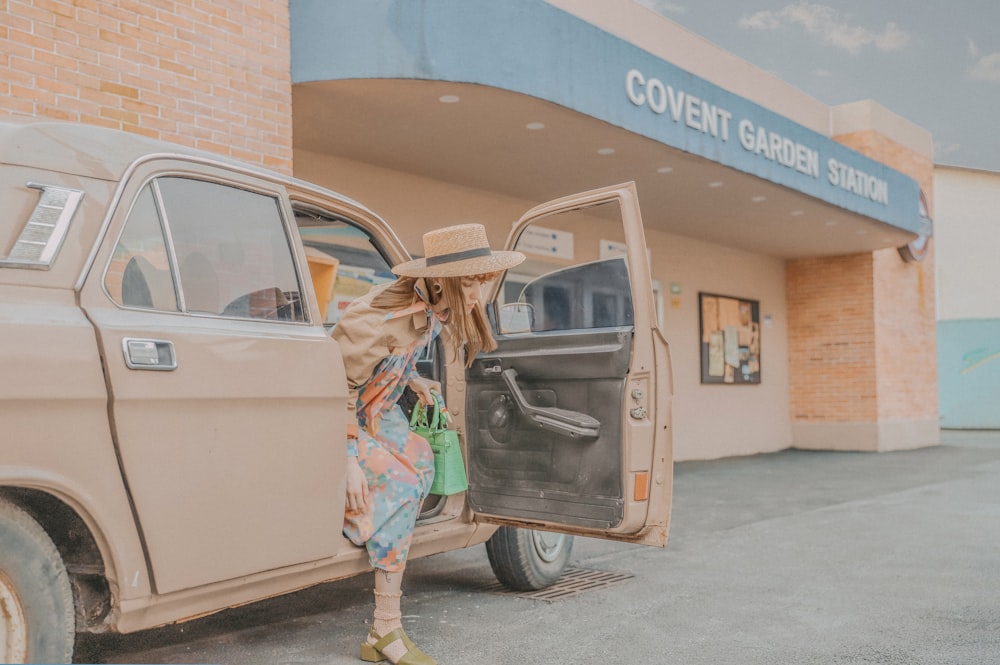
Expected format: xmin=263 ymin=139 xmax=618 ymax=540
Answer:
xmin=431 ymin=277 xmax=482 ymax=316
xmin=459 ymin=277 xmax=483 ymax=313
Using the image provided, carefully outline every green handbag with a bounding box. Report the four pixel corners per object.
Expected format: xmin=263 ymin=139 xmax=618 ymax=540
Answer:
xmin=409 ymin=392 xmax=469 ymax=495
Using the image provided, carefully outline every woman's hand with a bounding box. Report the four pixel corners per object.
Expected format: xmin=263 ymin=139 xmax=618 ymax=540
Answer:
xmin=408 ymin=375 xmax=442 ymax=406
xmin=345 ymin=455 xmax=369 ymax=514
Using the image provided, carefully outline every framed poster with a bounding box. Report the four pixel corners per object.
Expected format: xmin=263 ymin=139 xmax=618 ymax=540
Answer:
xmin=699 ymin=292 xmax=760 ymax=384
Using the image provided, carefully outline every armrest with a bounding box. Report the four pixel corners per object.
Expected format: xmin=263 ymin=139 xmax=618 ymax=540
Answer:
xmin=501 ymin=368 xmax=600 ymax=440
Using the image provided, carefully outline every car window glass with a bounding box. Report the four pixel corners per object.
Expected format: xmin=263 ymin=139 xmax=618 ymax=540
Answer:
xmin=107 ymin=184 xmax=179 ymax=311
xmin=499 ymin=201 xmax=633 ymax=334
xmin=295 ymin=212 xmax=395 ymax=326
xmin=157 ymin=177 xmax=305 ymax=321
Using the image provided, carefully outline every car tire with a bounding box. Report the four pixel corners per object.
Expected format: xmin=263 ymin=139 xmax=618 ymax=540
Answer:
xmin=485 ymin=526 xmax=573 ymax=591
xmin=0 ymin=497 xmax=75 ymax=664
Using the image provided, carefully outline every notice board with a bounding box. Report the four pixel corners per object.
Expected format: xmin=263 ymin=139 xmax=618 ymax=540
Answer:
xmin=699 ymin=292 xmax=760 ymax=384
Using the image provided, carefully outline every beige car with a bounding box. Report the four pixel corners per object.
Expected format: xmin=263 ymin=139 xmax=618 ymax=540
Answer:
xmin=0 ymin=120 xmax=674 ymax=664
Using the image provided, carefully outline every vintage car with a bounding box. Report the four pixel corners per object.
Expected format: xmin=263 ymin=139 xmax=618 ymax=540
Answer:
xmin=0 ymin=120 xmax=673 ymax=663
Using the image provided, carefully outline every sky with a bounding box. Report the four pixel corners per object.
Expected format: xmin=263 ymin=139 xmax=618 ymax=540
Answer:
xmin=635 ymin=0 xmax=1000 ymax=172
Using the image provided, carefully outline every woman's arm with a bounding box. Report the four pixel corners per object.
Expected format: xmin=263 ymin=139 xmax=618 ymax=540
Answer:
xmin=407 ymin=374 xmax=442 ymax=406
xmin=344 ymin=450 xmax=368 ymax=513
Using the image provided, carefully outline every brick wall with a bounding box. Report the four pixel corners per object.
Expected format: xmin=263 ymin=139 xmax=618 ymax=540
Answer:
xmin=837 ymin=131 xmax=937 ymax=423
xmin=787 ymin=130 xmax=937 ymax=437
xmin=872 ymin=243 xmax=937 ymax=420
xmin=787 ymin=253 xmax=878 ymax=422
xmin=0 ymin=0 xmax=293 ymax=173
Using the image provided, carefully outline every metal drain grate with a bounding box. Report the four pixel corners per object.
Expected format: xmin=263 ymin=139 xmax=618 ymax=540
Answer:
xmin=481 ymin=568 xmax=634 ymax=601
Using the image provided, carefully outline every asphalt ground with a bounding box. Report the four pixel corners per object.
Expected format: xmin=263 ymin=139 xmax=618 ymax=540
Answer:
xmin=76 ymin=429 xmax=1000 ymax=664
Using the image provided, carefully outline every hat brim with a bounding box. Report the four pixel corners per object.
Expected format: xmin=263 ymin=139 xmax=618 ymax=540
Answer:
xmin=392 ymin=250 xmax=525 ymax=278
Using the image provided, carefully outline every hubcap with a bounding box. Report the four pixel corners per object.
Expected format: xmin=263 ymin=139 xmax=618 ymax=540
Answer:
xmin=0 ymin=571 xmax=27 ymax=664
xmin=530 ymin=530 xmax=566 ymax=563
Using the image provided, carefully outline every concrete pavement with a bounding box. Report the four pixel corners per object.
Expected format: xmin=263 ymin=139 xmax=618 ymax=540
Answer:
xmin=76 ymin=430 xmax=1000 ymax=664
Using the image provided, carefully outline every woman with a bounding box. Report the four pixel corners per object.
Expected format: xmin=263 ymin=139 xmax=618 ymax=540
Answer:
xmin=332 ymin=223 xmax=524 ymax=665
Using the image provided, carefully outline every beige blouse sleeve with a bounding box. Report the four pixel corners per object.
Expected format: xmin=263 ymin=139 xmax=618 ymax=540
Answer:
xmin=330 ymin=285 xmax=429 ymax=453
xmin=331 ymin=298 xmax=390 ymax=393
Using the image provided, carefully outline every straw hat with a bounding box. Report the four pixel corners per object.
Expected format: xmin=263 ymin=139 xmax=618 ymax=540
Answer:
xmin=392 ymin=223 xmax=525 ymax=278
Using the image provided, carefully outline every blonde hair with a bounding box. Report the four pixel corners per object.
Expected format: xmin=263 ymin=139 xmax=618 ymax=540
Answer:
xmin=371 ymin=273 xmax=500 ymax=367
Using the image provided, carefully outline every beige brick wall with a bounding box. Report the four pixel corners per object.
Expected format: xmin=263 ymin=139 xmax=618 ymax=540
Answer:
xmin=837 ymin=131 xmax=937 ymax=423
xmin=872 ymin=243 xmax=937 ymax=420
xmin=0 ymin=0 xmax=293 ymax=173
xmin=787 ymin=253 xmax=878 ymax=422
xmin=787 ymin=130 xmax=937 ymax=437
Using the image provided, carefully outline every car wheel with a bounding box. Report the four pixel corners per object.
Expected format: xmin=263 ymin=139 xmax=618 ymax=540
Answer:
xmin=0 ymin=498 xmax=75 ymax=664
xmin=485 ymin=526 xmax=573 ymax=591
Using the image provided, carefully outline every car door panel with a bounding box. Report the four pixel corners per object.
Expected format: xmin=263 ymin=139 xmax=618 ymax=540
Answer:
xmin=465 ymin=182 xmax=673 ymax=546
xmin=467 ymin=328 xmax=630 ymax=528
xmin=81 ymin=165 xmax=348 ymax=595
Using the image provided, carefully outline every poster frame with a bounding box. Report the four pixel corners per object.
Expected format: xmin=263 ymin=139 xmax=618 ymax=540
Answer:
xmin=698 ymin=291 xmax=761 ymax=385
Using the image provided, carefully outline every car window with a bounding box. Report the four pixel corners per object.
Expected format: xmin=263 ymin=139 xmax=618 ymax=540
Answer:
xmin=513 ymin=257 xmax=633 ymax=332
xmin=498 ymin=202 xmax=634 ymax=334
xmin=107 ymin=184 xmax=179 ymax=311
xmin=108 ymin=177 xmax=306 ymax=322
xmin=295 ymin=211 xmax=396 ymax=326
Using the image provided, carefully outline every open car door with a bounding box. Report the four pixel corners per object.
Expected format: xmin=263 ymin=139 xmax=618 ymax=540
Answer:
xmin=465 ymin=182 xmax=673 ymax=547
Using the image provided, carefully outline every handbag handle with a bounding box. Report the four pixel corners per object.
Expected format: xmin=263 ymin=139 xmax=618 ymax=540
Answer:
xmin=409 ymin=402 xmax=425 ymax=428
xmin=409 ymin=391 xmax=445 ymax=430
xmin=434 ymin=391 xmax=451 ymax=427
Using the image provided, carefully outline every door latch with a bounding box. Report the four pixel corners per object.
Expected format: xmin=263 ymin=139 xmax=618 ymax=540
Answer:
xmin=122 ymin=338 xmax=177 ymax=371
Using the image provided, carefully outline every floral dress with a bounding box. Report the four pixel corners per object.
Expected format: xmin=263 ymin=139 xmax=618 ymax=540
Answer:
xmin=340 ymin=298 xmax=441 ymax=572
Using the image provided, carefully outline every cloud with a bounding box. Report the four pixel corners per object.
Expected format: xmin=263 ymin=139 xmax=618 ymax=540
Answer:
xmin=965 ymin=38 xmax=1000 ymax=82
xmin=635 ymin=0 xmax=686 ymax=15
xmin=934 ymin=141 xmax=962 ymax=157
xmin=970 ymin=52 xmax=1000 ymax=82
xmin=739 ymin=2 xmax=911 ymax=55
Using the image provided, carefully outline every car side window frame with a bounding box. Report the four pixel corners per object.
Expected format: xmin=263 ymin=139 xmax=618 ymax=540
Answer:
xmin=104 ymin=172 xmax=310 ymax=324
xmin=292 ymin=205 xmax=398 ymax=330
xmin=506 ymin=256 xmax=634 ymax=333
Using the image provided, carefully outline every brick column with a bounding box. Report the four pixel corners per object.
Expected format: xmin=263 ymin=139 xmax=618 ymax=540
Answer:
xmin=0 ymin=0 xmax=293 ymax=173
xmin=787 ymin=131 xmax=938 ymax=451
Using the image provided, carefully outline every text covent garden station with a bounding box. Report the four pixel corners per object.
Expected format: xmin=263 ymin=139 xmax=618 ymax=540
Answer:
xmin=289 ymin=0 xmax=937 ymax=460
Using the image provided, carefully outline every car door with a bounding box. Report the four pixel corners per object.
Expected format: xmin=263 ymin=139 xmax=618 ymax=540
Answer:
xmin=465 ymin=182 xmax=673 ymax=546
xmin=79 ymin=162 xmax=347 ymax=595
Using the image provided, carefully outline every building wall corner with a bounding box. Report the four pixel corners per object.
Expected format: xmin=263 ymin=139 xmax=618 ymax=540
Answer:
xmin=787 ymin=129 xmax=938 ymax=452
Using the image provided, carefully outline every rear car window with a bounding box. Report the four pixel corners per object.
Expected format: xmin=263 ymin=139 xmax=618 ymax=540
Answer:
xmin=107 ymin=177 xmax=306 ymax=322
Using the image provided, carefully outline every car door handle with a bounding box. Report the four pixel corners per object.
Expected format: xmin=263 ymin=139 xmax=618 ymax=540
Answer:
xmin=122 ymin=338 xmax=177 ymax=371
xmin=501 ymin=368 xmax=600 ymax=440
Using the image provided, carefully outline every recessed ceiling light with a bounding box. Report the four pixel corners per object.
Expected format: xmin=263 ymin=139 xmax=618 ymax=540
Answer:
xmin=657 ymin=166 xmax=674 ymax=173
xmin=707 ymin=181 xmax=724 ymax=188
xmin=790 ymin=210 xmax=804 ymax=216
xmin=597 ymin=147 xmax=615 ymax=155
xmin=526 ymin=122 xmax=545 ymax=130
xmin=438 ymin=95 xmax=460 ymax=103
xmin=751 ymin=195 xmax=766 ymax=203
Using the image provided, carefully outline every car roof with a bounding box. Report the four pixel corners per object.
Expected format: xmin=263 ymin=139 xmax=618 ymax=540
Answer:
xmin=0 ymin=119 xmax=244 ymax=181
xmin=0 ymin=119 xmax=376 ymax=216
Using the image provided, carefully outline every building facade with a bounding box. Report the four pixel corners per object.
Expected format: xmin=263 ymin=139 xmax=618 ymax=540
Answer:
xmin=0 ymin=0 xmax=294 ymax=172
xmin=934 ymin=165 xmax=1000 ymax=429
xmin=1 ymin=0 xmax=939 ymax=459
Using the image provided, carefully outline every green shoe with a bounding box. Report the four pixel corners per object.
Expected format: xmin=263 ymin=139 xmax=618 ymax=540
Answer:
xmin=359 ymin=626 xmax=436 ymax=665
xmin=360 ymin=625 xmax=416 ymax=662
